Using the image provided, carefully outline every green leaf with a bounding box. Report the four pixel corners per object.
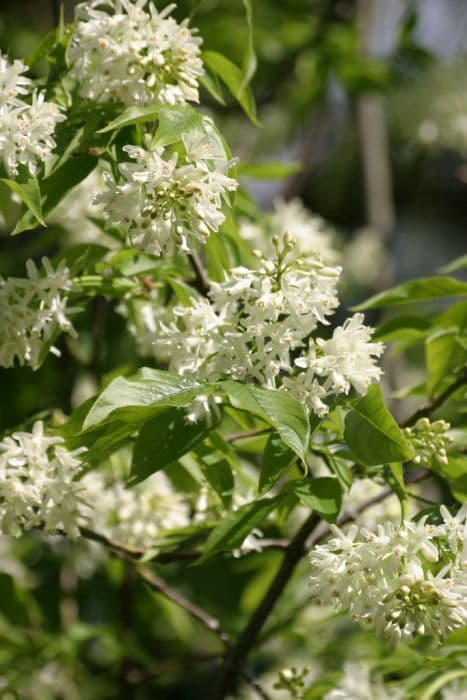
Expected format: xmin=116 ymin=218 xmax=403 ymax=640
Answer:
xmin=13 ymin=157 xmax=96 ymax=234
xmin=83 ymin=368 xmax=206 ymax=429
xmin=203 ymin=51 xmax=260 ymax=126
xmin=131 ymin=408 xmax=216 ymax=484
xmin=353 ymin=277 xmax=467 ymax=310
xmin=439 ymin=254 xmax=467 ymax=274
xmin=98 ymin=104 xmax=165 ymax=133
xmin=344 ymin=385 xmax=413 ymax=466
xmin=237 ymin=161 xmax=302 ymax=180
xmin=54 ymin=244 xmax=108 ymax=273
xmin=240 ymin=0 xmax=257 ymax=92
xmin=373 ymin=315 xmax=432 ymax=342
xmin=192 ymin=435 xmax=235 ymax=508
xmin=222 ymin=381 xmax=310 ymax=460
xmin=98 ymin=103 xmax=204 ymax=147
xmin=1 ymin=178 xmax=45 ymax=228
xmin=425 ymin=329 xmax=466 ymax=397
xmin=259 ymin=432 xmax=296 ymax=495
xmin=293 ymin=477 xmax=343 ymax=522
xmin=199 ymin=494 xmax=284 ymax=561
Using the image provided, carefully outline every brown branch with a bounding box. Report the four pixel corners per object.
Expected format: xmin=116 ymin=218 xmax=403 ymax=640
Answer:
xmin=134 ymin=560 xmax=231 ymax=645
xmin=188 ymin=252 xmax=210 ymax=296
xmin=212 ymin=512 xmax=320 ymax=699
xmin=401 ymin=368 xmax=467 ymax=428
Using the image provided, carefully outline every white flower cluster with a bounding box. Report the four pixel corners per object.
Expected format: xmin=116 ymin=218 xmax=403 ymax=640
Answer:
xmin=0 ymin=257 xmax=78 ymax=369
xmin=68 ymin=0 xmax=203 ymax=106
xmin=0 ymin=53 xmax=64 ymax=177
xmin=403 ymin=418 xmax=451 ymax=467
xmin=95 ymin=130 xmax=237 ymax=255
xmin=80 ymin=470 xmax=190 ymax=548
xmin=130 ymin=237 xmax=382 ymax=415
xmin=310 ymin=506 xmax=467 ymax=641
xmin=323 ymin=663 xmax=402 ymax=700
xmin=0 ymin=422 xmax=87 ymax=538
xmin=240 ymin=198 xmax=340 ymax=266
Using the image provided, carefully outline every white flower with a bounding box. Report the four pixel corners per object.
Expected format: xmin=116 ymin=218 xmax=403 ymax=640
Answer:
xmin=0 ymin=257 xmax=79 ymax=369
xmin=0 ymin=421 xmax=87 ymax=538
xmin=239 ymin=198 xmax=340 ymax=266
xmin=94 ymin=136 xmax=237 ymax=255
xmin=68 ymin=0 xmax=204 ymax=107
xmin=0 ymin=53 xmax=64 ymax=176
xmin=81 ymin=470 xmax=190 ymax=548
xmin=323 ymin=663 xmax=402 ymax=700
xmin=312 ymin=313 xmax=384 ymax=395
xmin=310 ymin=511 xmax=467 ymax=641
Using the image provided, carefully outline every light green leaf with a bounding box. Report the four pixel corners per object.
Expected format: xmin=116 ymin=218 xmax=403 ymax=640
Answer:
xmin=353 ymin=277 xmax=467 ymax=310
xmin=222 ymin=381 xmax=310 ymax=460
xmin=83 ymin=368 xmax=206 ymax=429
xmin=425 ymin=329 xmax=466 ymax=397
xmin=344 ymin=385 xmax=413 ymax=466
xmin=293 ymin=477 xmax=343 ymax=522
xmin=131 ymin=408 xmax=216 ymax=484
xmin=1 ymin=178 xmax=45 ymax=228
xmin=203 ymin=51 xmax=260 ymax=126
xmin=237 ymin=161 xmax=303 ymax=180
xmin=259 ymin=432 xmax=296 ymax=495
xmin=240 ymin=0 xmax=257 ymax=92
xmin=13 ymin=157 xmax=96 ymax=234
xmin=98 ymin=104 xmax=165 ymax=133
xmin=439 ymin=254 xmax=467 ymax=274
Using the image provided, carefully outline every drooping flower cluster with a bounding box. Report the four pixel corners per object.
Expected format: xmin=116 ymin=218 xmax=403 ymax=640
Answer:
xmin=240 ymin=198 xmax=340 ymax=265
xmin=80 ymin=470 xmax=190 ymax=548
xmin=0 ymin=53 xmax=64 ymax=176
xmin=323 ymin=664 xmax=403 ymax=700
xmin=0 ymin=257 xmax=79 ymax=369
xmin=129 ymin=237 xmax=382 ymax=415
xmin=310 ymin=506 xmax=467 ymax=641
xmin=68 ymin=0 xmax=204 ymax=106
xmin=94 ymin=128 xmax=238 ymax=255
xmin=0 ymin=422 xmax=87 ymax=538
xmin=403 ymin=418 xmax=451 ymax=467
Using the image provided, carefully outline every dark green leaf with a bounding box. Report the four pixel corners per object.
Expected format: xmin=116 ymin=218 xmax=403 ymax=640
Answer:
xmin=13 ymin=157 xmax=96 ymax=234
xmin=293 ymin=477 xmax=343 ymax=522
xmin=199 ymin=494 xmax=284 ymax=561
xmin=131 ymin=408 xmax=215 ymax=483
xmin=222 ymin=381 xmax=310 ymax=460
xmin=83 ymin=368 xmax=206 ymax=429
xmin=344 ymin=385 xmax=413 ymax=466
xmin=259 ymin=432 xmax=296 ymax=495
xmin=192 ymin=435 xmax=234 ymax=508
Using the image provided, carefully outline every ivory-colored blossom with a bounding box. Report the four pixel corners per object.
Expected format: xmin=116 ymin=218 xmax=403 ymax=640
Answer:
xmin=323 ymin=664 xmax=403 ymax=700
xmin=80 ymin=470 xmax=190 ymax=548
xmin=94 ymin=131 xmax=237 ymax=255
xmin=0 ymin=53 xmax=64 ymax=176
xmin=310 ymin=507 xmax=467 ymax=641
xmin=0 ymin=422 xmax=87 ymax=538
xmin=128 ymin=237 xmax=382 ymax=414
xmin=68 ymin=0 xmax=204 ymax=106
xmin=0 ymin=257 xmax=79 ymax=369
xmin=239 ymin=198 xmax=340 ymax=265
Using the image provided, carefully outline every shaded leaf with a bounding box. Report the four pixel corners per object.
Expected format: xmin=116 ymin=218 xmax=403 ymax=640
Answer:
xmin=293 ymin=478 xmax=343 ymax=522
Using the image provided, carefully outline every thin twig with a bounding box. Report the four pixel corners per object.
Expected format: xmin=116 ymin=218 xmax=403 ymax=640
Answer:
xmin=134 ymin=560 xmax=231 ymax=645
xmin=225 ymin=428 xmax=272 ymax=443
xmin=188 ymin=252 xmax=210 ymax=296
xmin=401 ymin=368 xmax=467 ymax=428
